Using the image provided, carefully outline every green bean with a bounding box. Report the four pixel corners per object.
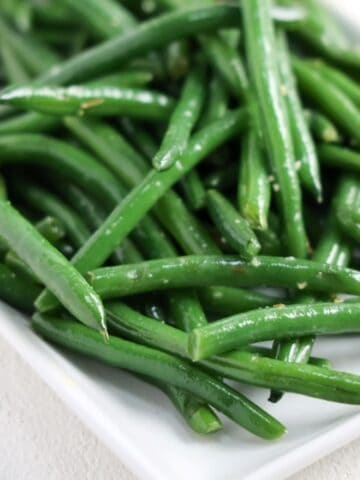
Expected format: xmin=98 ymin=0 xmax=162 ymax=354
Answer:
xmin=0 ymin=41 xmax=30 ymax=84
xmin=305 ymin=110 xmax=341 ymax=144
xmin=0 ymin=113 xmax=60 ymax=135
xmin=318 ymin=145 xmax=360 ymax=174
xmin=335 ymin=175 xmax=360 ymax=244
xmin=0 ymin=262 xmax=41 ymax=312
xmin=168 ymin=289 xmax=208 ymax=332
xmin=198 ymin=286 xmax=284 ymax=317
xmin=153 ymin=66 xmax=205 ymax=170
xmin=14 ymin=181 xmax=90 ymax=249
xmin=35 ymin=6 xmax=240 ymax=86
xmin=107 ymin=302 xmax=360 ymax=405
xmin=242 ymin=0 xmax=308 ymax=258
xmin=33 ymin=312 xmax=285 ymax=440
xmin=207 ymin=190 xmax=260 ymax=260
xmin=61 ymin=0 xmax=136 ymax=40
xmin=86 ymin=255 xmax=360 ymax=300
xmin=293 ymin=59 xmax=360 ymax=144
xmin=87 ymin=71 xmax=154 ymax=88
xmin=277 ymin=32 xmax=322 ymax=202
xmin=199 ymin=74 xmax=229 ymax=127
xmin=238 ymin=130 xmax=271 ymax=231
xmin=189 ymin=301 xmax=360 ymax=361
xmin=179 ymin=170 xmax=206 ymax=211
xmin=199 ymin=33 xmax=248 ymax=99
xmin=0 ymin=85 xmax=174 ymax=121
xmin=0 ymin=16 xmax=60 ymax=75
xmin=0 ymin=201 xmax=106 ymax=334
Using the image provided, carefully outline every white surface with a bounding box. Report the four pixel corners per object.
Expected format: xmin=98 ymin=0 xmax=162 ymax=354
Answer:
xmin=2 ymin=302 xmax=360 ymax=480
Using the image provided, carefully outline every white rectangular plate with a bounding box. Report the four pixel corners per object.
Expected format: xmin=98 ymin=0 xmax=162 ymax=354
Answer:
xmin=2 ymin=302 xmax=360 ymax=480
xmin=1 ymin=1 xmax=360 ymax=479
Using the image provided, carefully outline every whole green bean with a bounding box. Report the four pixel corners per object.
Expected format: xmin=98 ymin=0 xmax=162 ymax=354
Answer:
xmin=207 ymin=189 xmax=260 ymax=260
xmin=293 ymin=59 xmax=360 ymax=144
xmin=0 ymin=201 xmax=106 ymax=334
xmin=189 ymin=302 xmax=360 ymax=361
xmin=0 ymin=262 xmax=41 ymax=312
xmin=277 ymin=32 xmax=322 ymax=202
xmin=33 ymin=312 xmax=285 ymax=440
xmin=0 ymin=85 xmax=174 ymax=120
xmin=153 ymin=66 xmax=205 ymax=170
xmin=242 ymin=0 xmax=308 ymax=258
xmin=238 ymin=130 xmax=271 ymax=231
xmin=86 ymin=255 xmax=360 ymax=300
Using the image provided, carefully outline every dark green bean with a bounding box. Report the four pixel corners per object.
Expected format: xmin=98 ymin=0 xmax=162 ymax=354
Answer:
xmin=86 ymin=255 xmax=360 ymax=300
xmin=318 ymin=145 xmax=360 ymax=174
xmin=277 ymin=32 xmax=322 ymax=202
xmin=189 ymin=302 xmax=360 ymax=361
xmin=207 ymin=189 xmax=260 ymax=260
xmin=238 ymin=130 xmax=271 ymax=231
xmin=0 ymin=201 xmax=106 ymax=334
xmin=33 ymin=312 xmax=286 ymax=440
xmin=242 ymin=0 xmax=308 ymax=258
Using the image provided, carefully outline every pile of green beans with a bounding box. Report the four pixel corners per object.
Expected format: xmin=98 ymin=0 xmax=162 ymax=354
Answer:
xmin=0 ymin=0 xmax=360 ymax=443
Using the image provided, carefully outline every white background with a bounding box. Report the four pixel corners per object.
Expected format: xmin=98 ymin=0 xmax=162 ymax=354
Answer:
xmin=1 ymin=0 xmax=360 ymax=479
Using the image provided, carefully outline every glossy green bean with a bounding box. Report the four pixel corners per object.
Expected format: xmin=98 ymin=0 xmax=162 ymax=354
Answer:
xmin=0 ymin=262 xmax=41 ymax=312
xmin=277 ymin=32 xmax=322 ymax=201
xmin=293 ymin=59 xmax=360 ymax=143
xmin=207 ymin=190 xmax=260 ymax=260
xmin=189 ymin=302 xmax=360 ymax=361
xmin=87 ymin=255 xmax=360 ymax=300
xmin=33 ymin=312 xmax=285 ymax=440
xmin=238 ymin=130 xmax=271 ymax=231
xmin=242 ymin=0 xmax=308 ymax=258
xmin=168 ymin=289 xmax=208 ymax=332
xmin=305 ymin=110 xmax=341 ymax=144
xmin=0 ymin=201 xmax=106 ymax=333
xmin=153 ymin=66 xmax=205 ymax=170
xmin=198 ymin=286 xmax=284 ymax=317
xmin=0 ymin=85 xmax=174 ymax=120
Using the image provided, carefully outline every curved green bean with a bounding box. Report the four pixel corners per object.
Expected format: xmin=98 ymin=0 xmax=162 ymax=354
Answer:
xmin=86 ymin=255 xmax=360 ymax=300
